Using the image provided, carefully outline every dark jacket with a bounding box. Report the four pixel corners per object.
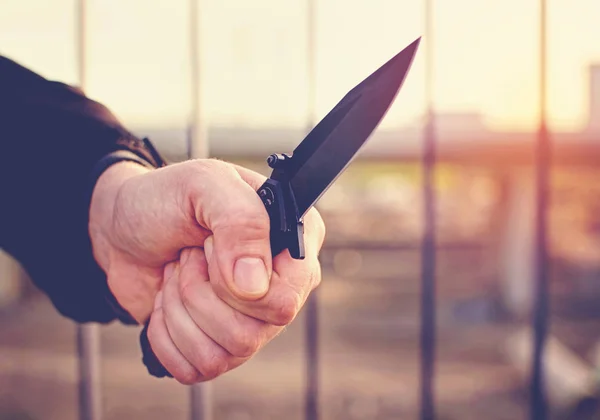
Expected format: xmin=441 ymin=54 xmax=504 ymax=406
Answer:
xmin=0 ymin=55 xmax=164 ymax=324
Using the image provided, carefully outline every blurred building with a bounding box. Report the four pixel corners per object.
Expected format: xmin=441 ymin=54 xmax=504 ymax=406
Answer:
xmin=145 ymin=63 xmax=600 ymax=161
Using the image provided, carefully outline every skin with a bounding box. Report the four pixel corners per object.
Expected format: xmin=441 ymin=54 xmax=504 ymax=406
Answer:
xmin=88 ymin=158 xmax=325 ymax=384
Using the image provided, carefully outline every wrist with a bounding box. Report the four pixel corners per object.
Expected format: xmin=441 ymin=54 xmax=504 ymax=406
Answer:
xmin=89 ymin=161 xmax=150 ymax=266
xmin=89 ymin=161 xmax=152 ymax=319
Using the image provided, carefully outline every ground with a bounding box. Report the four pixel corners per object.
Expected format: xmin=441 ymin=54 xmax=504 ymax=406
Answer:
xmin=2 ymin=247 xmax=599 ymax=420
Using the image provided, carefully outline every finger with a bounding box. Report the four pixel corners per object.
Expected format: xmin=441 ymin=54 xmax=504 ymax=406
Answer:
xmin=163 ymin=260 xmax=178 ymax=284
xmin=148 ymin=305 xmax=201 ymax=384
xmin=178 ymin=248 xmax=281 ymax=358
xmin=231 ymin=164 xmax=268 ymax=190
xmin=162 ymin=249 xmax=243 ymax=380
xmin=297 ymin=207 xmax=327 ymax=260
xmin=204 ymin=207 xmax=325 ymax=325
xmin=186 ymin=160 xmax=272 ymax=301
xmin=147 ymin=264 xmax=201 ymax=385
xmin=206 ymin=235 xmax=323 ymax=326
xmin=153 ymin=290 xmax=163 ymax=311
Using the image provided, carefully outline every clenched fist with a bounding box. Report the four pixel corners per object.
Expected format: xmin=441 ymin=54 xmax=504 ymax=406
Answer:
xmin=89 ymin=158 xmax=325 ymax=384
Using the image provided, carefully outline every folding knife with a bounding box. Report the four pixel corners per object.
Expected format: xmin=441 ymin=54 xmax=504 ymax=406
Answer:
xmin=141 ymin=37 xmax=421 ymax=377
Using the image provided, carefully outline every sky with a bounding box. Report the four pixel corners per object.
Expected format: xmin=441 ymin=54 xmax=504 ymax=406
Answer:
xmin=0 ymin=0 xmax=598 ymax=132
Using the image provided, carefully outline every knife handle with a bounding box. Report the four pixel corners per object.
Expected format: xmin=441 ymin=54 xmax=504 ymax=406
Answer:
xmin=139 ymin=179 xmax=304 ymax=378
xmin=258 ymin=179 xmax=305 ymax=260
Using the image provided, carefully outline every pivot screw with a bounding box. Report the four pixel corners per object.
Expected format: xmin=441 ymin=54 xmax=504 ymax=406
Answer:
xmin=258 ymin=187 xmax=275 ymax=206
xmin=267 ymin=153 xmax=291 ymax=169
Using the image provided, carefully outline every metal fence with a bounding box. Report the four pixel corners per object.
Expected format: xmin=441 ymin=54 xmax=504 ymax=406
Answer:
xmin=72 ymin=0 xmax=551 ymax=419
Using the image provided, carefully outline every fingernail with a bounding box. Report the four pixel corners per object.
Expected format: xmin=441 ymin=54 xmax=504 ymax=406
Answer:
xmin=204 ymin=236 xmax=213 ymax=261
xmin=233 ymin=257 xmax=269 ymax=295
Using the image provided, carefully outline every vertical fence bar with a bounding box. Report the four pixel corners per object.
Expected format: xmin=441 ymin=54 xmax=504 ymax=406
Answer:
xmin=76 ymin=0 xmax=86 ymax=90
xmin=304 ymin=294 xmax=319 ymax=420
xmin=530 ymin=0 xmax=549 ymax=419
xmin=188 ymin=0 xmax=212 ymax=418
xmin=77 ymin=325 xmax=102 ymax=420
xmin=420 ymin=0 xmax=437 ymax=419
xmin=188 ymin=0 xmax=209 ymax=162
xmin=304 ymin=1 xmax=319 ymax=419
xmin=76 ymin=1 xmax=103 ymax=420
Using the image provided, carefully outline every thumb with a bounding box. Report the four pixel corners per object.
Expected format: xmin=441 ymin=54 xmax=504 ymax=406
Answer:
xmin=187 ymin=160 xmax=274 ymax=300
xmin=204 ymin=233 xmax=272 ymax=301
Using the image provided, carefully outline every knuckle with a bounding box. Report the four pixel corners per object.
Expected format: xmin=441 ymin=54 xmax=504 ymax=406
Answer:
xmin=229 ymin=324 xmax=261 ymax=358
xmin=307 ymin=209 xmax=326 ymax=250
xmin=147 ymin=310 xmax=201 ymax=385
xmin=146 ymin=310 xmax=162 ymax=344
xmin=318 ymin=218 xmax=326 ymax=243
xmin=270 ymin=290 xmax=300 ymax=326
xmin=175 ymin=368 xmax=201 ymax=386
xmin=314 ymin=209 xmax=326 ymax=236
xmin=311 ymin=264 xmax=323 ymax=289
xmin=219 ymin=205 xmax=270 ymax=236
xmin=188 ymin=158 xmax=227 ymax=175
xmin=201 ymin=351 xmax=229 ymax=379
xmin=308 ymin=208 xmax=325 ymax=233
xmin=182 ymin=158 xmax=229 ymax=193
xmin=179 ymin=279 xmax=194 ymax=308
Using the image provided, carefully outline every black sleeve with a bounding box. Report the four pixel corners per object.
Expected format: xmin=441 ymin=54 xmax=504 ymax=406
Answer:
xmin=0 ymin=55 xmax=166 ymax=324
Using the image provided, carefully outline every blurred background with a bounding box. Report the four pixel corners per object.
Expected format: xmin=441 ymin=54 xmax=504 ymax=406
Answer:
xmin=1 ymin=0 xmax=600 ymax=419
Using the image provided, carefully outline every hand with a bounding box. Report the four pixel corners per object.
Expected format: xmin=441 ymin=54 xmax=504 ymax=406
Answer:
xmin=89 ymin=158 xmax=325 ymax=382
xmin=149 ymin=222 xmax=322 ymax=384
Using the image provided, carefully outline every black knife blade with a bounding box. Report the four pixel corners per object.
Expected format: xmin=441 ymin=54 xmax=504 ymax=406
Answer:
xmin=259 ymin=37 xmax=420 ymax=259
xmin=290 ymin=37 xmax=420 ymax=217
